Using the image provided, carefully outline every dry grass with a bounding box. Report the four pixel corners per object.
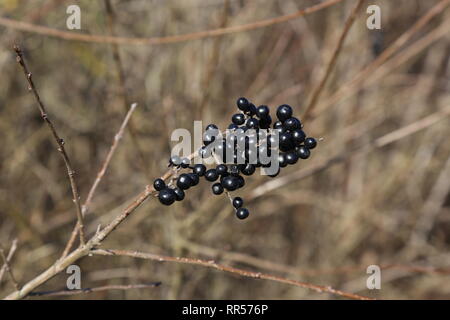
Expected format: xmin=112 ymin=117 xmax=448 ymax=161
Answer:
xmin=0 ymin=0 xmax=449 ymax=299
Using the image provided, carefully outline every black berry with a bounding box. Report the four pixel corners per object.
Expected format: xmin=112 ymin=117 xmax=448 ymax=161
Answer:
xmin=246 ymin=118 xmax=259 ymax=129
xmin=278 ymin=153 xmax=288 ymax=168
xmin=158 ymin=188 xmax=176 ymax=206
xmin=173 ymin=187 xmax=185 ymax=201
xmin=193 ymin=164 xmax=206 ymax=176
xmin=206 ymin=124 xmax=218 ymax=131
xmin=177 ymin=173 xmax=193 ymax=190
xmin=241 ymin=163 xmax=256 ymax=176
xmin=188 ymin=173 xmax=200 ymax=186
xmin=237 ymin=97 xmax=250 ymax=112
xmin=222 ymin=176 xmax=238 ymax=191
xmin=232 ymin=197 xmax=244 ymax=209
xmin=284 ymin=117 xmax=301 ymax=131
xmin=212 ymin=183 xmax=224 ymax=195
xmin=279 ymin=132 xmax=294 ymax=152
xmin=180 ymin=157 xmax=190 ymax=168
xmin=285 ymin=152 xmax=298 ymax=165
xmin=216 ymin=164 xmax=228 ymax=175
xmin=205 ymin=169 xmax=219 ymax=182
xmin=276 ymin=104 xmax=293 ymax=122
xmin=153 ymin=178 xmax=165 ymax=191
xmin=296 ymin=146 xmax=310 ymax=159
xmin=304 ymin=137 xmax=317 ymax=149
xmin=232 ymin=113 xmax=245 ymax=125
xmin=256 ymin=105 xmax=270 ymax=119
xmin=292 ymin=129 xmax=306 ymax=145
xmin=236 ymin=207 xmax=249 ymax=220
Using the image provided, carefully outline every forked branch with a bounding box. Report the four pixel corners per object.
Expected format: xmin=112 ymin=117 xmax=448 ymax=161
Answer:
xmin=14 ymin=45 xmax=86 ymax=246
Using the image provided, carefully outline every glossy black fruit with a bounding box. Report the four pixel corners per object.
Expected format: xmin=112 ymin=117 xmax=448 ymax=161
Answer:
xmin=285 ymin=152 xmax=298 ymax=165
xmin=193 ymin=164 xmax=206 ymax=176
xmin=206 ymin=124 xmax=218 ymax=131
xmin=236 ymin=207 xmax=250 ymax=220
xmin=173 ymin=188 xmax=185 ymax=201
xmin=246 ymin=103 xmax=257 ymax=116
xmin=279 ymin=132 xmax=294 ymax=152
xmin=232 ymin=113 xmax=245 ymax=125
xmin=205 ymin=169 xmax=219 ymax=182
xmin=216 ymin=164 xmax=228 ymax=175
xmin=304 ymin=137 xmax=317 ymax=149
xmin=180 ymin=157 xmax=190 ymax=168
xmin=153 ymin=178 xmax=165 ymax=191
xmin=283 ymin=117 xmax=301 ymax=131
xmin=259 ymin=115 xmax=272 ymax=129
xmin=188 ymin=173 xmax=200 ymax=186
xmin=246 ymin=118 xmax=259 ymax=129
xmin=278 ymin=153 xmax=288 ymax=168
xmin=232 ymin=197 xmax=244 ymax=209
xmin=296 ymin=146 xmax=310 ymax=159
xmin=212 ymin=183 xmax=224 ymax=195
xmin=292 ymin=129 xmax=306 ymax=145
xmin=256 ymin=105 xmax=270 ymax=119
xmin=177 ymin=173 xmax=193 ymax=190
xmin=158 ymin=188 xmax=176 ymax=206
xmin=276 ymin=104 xmax=293 ymax=122
xmin=237 ymin=97 xmax=250 ymax=112
xmin=241 ymin=163 xmax=256 ymax=176
xmin=222 ymin=176 xmax=238 ymax=191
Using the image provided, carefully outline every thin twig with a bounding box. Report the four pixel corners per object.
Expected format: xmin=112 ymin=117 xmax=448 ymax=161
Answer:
xmin=303 ymin=0 xmax=365 ymax=119
xmin=0 ymin=243 xmax=20 ymax=290
xmin=61 ymin=103 xmax=138 ymax=258
xmin=103 ymin=0 xmax=152 ymax=180
xmin=14 ymin=45 xmax=86 ymax=246
xmin=0 ymin=239 xmax=18 ymax=284
xmin=181 ymin=239 xmax=450 ymax=277
xmin=3 ymin=151 xmax=196 ymax=300
xmin=0 ymin=0 xmax=343 ymax=45
xmin=312 ymin=0 xmax=450 ymax=118
xmin=29 ymin=282 xmax=161 ymax=297
xmin=92 ymin=248 xmax=374 ymax=300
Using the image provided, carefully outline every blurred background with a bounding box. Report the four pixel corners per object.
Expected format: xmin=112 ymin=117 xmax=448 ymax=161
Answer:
xmin=0 ymin=0 xmax=449 ymax=299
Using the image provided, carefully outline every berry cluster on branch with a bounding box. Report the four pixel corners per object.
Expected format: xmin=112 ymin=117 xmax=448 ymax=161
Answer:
xmin=153 ymin=97 xmax=318 ymax=220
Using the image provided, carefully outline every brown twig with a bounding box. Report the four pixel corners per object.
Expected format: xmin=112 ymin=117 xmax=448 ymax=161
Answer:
xmin=92 ymin=248 xmax=374 ymax=300
xmin=0 ymin=239 xmax=18 ymax=284
xmin=0 ymin=0 xmax=343 ymax=45
xmin=0 ymin=243 xmax=20 ymax=290
xmin=61 ymin=103 xmax=138 ymax=258
xmin=312 ymin=0 xmax=450 ymax=118
xmin=29 ymin=282 xmax=161 ymax=297
xmin=181 ymin=239 xmax=450 ymax=277
xmin=3 ymin=150 xmax=191 ymax=300
xmin=13 ymin=45 xmax=86 ymax=246
xmin=103 ymin=0 xmax=152 ymax=180
xmin=303 ymin=0 xmax=365 ymax=120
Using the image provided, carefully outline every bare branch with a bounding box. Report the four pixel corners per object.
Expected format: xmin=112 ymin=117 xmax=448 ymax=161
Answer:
xmin=13 ymin=45 xmax=86 ymax=245
xmin=0 ymin=242 xmax=20 ymax=290
xmin=313 ymin=0 xmax=450 ymax=118
xmin=0 ymin=0 xmax=343 ymax=45
xmin=0 ymin=239 xmax=18 ymax=284
xmin=91 ymin=248 xmax=374 ymax=300
xmin=61 ymin=103 xmax=138 ymax=258
xmin=103 ymin=0 xmax=152 ymax=180
xmin=303 ymin=0 xmax=365 ymax=119
xmin=29 ymin=282 xmax=161 ymax=297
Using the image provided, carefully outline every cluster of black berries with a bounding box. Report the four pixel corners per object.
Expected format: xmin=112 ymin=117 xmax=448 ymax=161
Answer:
xmin=153 ymin=97 xmax=318 ymax=220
